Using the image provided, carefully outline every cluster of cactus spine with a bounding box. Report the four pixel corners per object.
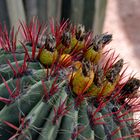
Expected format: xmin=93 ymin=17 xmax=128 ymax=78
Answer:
xmin=0 ymin=18 xmax=140 ymax=140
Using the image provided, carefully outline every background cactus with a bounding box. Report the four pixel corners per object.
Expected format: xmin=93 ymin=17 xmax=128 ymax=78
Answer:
xmin=0 ymin=19 xmax=140 ymax=140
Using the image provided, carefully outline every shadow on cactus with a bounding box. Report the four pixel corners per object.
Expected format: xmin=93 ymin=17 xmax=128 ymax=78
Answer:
xmin=0 ymin=18 xmax=140 ymax=140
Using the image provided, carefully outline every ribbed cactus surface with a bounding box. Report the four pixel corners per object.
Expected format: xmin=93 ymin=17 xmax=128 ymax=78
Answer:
xmin=0 ymin=19 xmax=140 ymax=140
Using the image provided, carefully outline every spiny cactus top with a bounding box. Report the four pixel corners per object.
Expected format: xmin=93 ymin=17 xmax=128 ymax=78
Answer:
xmin=0 ymin=18 xmax=140 ymax=140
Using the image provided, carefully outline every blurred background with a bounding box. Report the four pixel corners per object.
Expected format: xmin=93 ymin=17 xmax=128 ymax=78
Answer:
xmin=0 ymin=0 xmax=107 ymax=34
xmin=104 ymin=0 xmax=140 ymax=79
xmin=0 ymin=0 xmax=140 ymax=76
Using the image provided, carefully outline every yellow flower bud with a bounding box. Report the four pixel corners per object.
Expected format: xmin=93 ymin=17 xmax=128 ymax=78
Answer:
xmin=59 ymin=54 xmax=72 ymax=67
xmin=39 ymin=49 xmax=58 ymax=66
xmin=71 ymin=37 xmax=84 ymax=52
xmin=102 ymin=76 xmax=120 ymax=96
xmin=84 ymin=48 xmax=102 ymax=64
xmin=69 ymin=61 xmax=94 ymax=95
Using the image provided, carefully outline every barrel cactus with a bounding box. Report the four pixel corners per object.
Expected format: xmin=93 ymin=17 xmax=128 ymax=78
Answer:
xmin=0 ymin=19 xmax=140 ymax=140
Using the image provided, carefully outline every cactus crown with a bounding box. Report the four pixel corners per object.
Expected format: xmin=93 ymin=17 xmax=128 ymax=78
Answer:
xmin=0 ymin=18 xmax=140 ymax=140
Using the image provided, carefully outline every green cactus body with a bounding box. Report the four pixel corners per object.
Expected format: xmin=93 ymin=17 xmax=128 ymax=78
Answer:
xmin=0 ymin=19 xmax=140 ymax=140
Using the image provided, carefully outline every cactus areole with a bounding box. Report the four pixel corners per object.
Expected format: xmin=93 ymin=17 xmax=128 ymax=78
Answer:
xmin=0 ymin=19 xmax=140 ymax=140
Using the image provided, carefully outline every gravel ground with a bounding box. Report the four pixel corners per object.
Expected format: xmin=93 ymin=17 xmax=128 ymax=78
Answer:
xmin=103 ymin=0 xmax=140 ymax=125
